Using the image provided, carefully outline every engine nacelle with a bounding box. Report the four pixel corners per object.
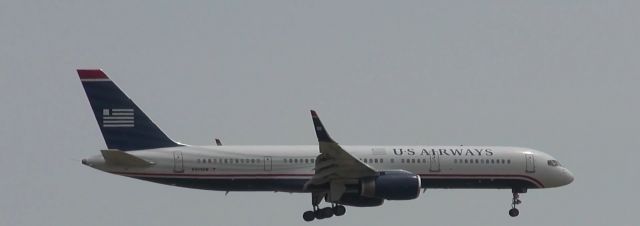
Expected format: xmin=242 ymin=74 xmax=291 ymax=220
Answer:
xmin=360 ymin=170 xmax=421 ymax=200
xmin=335 ymin=194 xmax=384 ymax=207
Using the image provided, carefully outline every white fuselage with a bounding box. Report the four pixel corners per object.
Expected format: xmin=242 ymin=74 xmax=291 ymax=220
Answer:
xmin=83 ymin=145 xmax=574 ymax=191
xmin=76 ymin=69 xmax=574 ymax=219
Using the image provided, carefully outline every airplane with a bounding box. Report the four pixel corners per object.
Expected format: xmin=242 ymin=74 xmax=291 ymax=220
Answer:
xmin=78 ymin=69 xmax=574 ymax=221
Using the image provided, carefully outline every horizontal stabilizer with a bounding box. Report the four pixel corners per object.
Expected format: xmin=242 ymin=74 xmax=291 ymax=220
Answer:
xmin=101 ymin=149 xmax=154 ymax=167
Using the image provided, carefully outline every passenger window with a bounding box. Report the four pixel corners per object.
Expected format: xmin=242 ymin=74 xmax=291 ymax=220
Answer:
xmin=380 ymin=159 xmax=384 ymax=163
xmin=501 ymin=159 xmax=505 ymax=164
xmin=311 ymin=159 xmax=315 ymax=163
xmin=390 ymin=158 xmax=394 ymax=163
xmin=491 ymin=159 xmax=494 ymax=164
xmin=507 ymin=159 xmax=511 ymax=164
xmin=374 ymin=159 xmax=378 ymax=163
xmin=475 ymin=159 xmax=479 ymax=164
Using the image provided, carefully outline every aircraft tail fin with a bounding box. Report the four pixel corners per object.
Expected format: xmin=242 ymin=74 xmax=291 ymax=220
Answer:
xmin=77 ymin=69 xmax=181 ymax=151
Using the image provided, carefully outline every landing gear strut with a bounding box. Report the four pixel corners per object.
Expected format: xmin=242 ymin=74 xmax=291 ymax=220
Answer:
xmin=509 ymin=188 xmax=526 ymax=217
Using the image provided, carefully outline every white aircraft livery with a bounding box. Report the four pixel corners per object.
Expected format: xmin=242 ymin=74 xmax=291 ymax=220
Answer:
xmin=78 ymin=69 xmax=574 ymax=221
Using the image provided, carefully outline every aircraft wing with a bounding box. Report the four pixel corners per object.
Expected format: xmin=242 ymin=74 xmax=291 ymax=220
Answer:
xmin=305 ymin=110 xmax=377 ymax=199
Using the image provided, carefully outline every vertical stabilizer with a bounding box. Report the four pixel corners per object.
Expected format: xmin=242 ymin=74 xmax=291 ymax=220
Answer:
xmin=78 ymin=69 xmax=181 ymax=151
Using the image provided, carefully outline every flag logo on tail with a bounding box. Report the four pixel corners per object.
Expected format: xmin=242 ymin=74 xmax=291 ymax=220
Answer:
xmin=102 ymin=109 xmax=135 ymax=127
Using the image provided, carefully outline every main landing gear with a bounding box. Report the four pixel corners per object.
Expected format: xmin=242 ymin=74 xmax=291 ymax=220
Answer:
xmin=303 ymin=192 xmax=346 ymax=221
xmin=302 ymin=204 xmax=346 ymax=222
xmin=508 ymin=187 xmax=526 ymax=217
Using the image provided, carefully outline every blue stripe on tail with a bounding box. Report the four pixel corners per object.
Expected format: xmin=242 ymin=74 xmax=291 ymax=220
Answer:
xmin=78 ymin=69 xmax=181 ymax=151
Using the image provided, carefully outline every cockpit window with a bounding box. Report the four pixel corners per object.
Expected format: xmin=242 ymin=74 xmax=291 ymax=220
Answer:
xmin=547 ymin=160 xmax=561 ymax=167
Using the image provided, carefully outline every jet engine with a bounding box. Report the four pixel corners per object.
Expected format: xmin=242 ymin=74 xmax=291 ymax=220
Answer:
xmin=360 ymin=170 xmax=421 ymax=200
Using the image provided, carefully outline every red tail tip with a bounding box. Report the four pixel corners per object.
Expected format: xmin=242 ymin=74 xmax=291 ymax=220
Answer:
xmin=77 ymin=69 xmax=108 ymax=79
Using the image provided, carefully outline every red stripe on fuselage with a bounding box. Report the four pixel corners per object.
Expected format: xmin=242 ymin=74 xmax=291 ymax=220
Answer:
xmin=109 ymin=172 xmax=545 ymax=188
xmin=418 ymin=174 xmax=544 ymax=188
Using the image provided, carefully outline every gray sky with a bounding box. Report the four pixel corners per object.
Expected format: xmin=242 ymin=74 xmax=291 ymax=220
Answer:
xmin=1 ymin=1 xmax=638 ymax=225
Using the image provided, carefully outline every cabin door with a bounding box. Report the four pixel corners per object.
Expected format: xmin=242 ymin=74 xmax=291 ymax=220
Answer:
xmin=525 ymin=154 xmax=535 ymax=173
xmin=429 ymin=153 xmax=440 ymax=172
xmin=263 ymin=156 xmax=272 ymax=171
xmin=173 ymin=151 xmax=184 ymax=173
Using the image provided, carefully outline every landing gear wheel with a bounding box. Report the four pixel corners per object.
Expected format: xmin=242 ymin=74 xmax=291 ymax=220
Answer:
xmin=321 ymin=207 xmax=334 ymax=218
xmin=303 ymin=211 xmax=315 ymax=222
xmin=508 ymin=188 xmax=524 ymax=217
xmin=509 ymin=208 xmax=519 ymax=217
xmin=333 ymin=205 xmax=346 ymax=216
xmin=304 ymin=193 xmax=343 ymax=221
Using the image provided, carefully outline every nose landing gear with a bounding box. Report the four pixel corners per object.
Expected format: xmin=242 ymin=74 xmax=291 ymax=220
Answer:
xmin=509 ymin=187 xmax=526 ymax=217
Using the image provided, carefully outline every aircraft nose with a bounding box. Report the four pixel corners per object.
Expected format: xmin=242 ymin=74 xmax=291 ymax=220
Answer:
xmin=562 ymin=168 xmax=574 ymax=185
xmin=81 ymin=158 xmax=88 ymax=165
